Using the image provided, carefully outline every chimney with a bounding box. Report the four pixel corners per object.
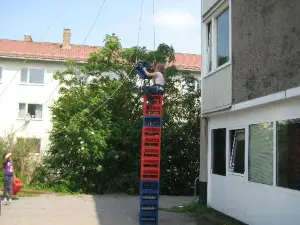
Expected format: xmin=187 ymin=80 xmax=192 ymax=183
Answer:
xmin=62 ymin=28 xmax=71 ymax=49
xmin=24 ymin=34 xmax=33 ymax=42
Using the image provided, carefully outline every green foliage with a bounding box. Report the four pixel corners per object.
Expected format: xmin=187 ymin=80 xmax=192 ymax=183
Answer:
xmin=0 ymin=129 xmax=41 ymax=185
xmin=34 ymin=34 xmax=200 ymax=195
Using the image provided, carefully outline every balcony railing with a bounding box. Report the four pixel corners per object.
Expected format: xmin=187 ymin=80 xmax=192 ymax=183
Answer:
xmin=202 ymin=64 xmax=232 ymax=114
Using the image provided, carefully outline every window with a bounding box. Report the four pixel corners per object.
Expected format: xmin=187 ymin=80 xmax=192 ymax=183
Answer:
xmin=217 ymin=8 xmax=230 ymax=67
xmin=18 ymin=103 xmax=43 ymax=119
xmin=207 ymin=22 xmax=212 ymax=72
xmin=204 ymin=2 xmax=230 ymax=74
xmin=249 ymin=122 xmax=273 ymax=185
xmin=76 ymin=70 xmax=89 ymax=83
xmin=21 ymin=68 xmax=44 ymax=84
xmin=229 ymin=129 xmax=245 ymax=174
xmin=16 ymin=138 xmax=41 ymax=153
xmin=277 ymin=119 xmax=300 ymax=191
xmin=212 ymin=128 xmax=226 ymax=176
xmin=18 ymin=103 xmax=26 ymax=118
xmin=0 ymin=67 xmax=2 ymax=83
xmin=195 ymin=79 xmax=201 ymax=91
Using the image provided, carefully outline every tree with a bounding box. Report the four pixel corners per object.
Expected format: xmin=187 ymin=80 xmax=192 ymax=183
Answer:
xmin=34 ymin=34 xmax=200 ymax=195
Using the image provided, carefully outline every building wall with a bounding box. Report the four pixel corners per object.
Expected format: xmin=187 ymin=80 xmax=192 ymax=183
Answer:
xmin=202 ymin=64 xmax=232 ymax=114
xmin=201 ymin=0 xmax=232 ymax=114
xmin=232 ymin=0 xmax=300 ymax=104
xmin=0 ymin=58 xmax=200 ymax=153
xmin=0 ymin=58 xmax=63 ymax=152
xmin=202 ymin=0 xmax=219 ymax=16
xmin=174 ymin=71 xmax=201 ymax=92
xmin=207 ymin=96 xmax=300 ymax=225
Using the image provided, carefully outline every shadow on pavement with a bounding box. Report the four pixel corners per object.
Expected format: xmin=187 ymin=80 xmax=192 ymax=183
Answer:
xmin=92 ymin=195 xmax=221 ymax=225
xmin=92 ymin=194 xmax=139 ymax=225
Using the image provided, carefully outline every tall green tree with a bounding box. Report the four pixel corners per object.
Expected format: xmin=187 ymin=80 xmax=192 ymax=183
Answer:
xmin=35 ymin=34 xmax=200 ymax=195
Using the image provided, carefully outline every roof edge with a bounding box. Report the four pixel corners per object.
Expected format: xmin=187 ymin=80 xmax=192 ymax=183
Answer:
xmin=0 ymin=55 xmax=201 ymax=71
xmin=0 ymin=39 xmax=200 ymax=56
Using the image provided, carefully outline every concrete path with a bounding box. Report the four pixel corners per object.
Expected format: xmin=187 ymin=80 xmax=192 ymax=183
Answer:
xmin=0 ymin=194 xmax=219 ymax=225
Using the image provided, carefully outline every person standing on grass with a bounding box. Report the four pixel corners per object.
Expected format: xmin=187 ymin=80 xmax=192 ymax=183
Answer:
xmin=2 ymin=152 xmax=15 ymax=205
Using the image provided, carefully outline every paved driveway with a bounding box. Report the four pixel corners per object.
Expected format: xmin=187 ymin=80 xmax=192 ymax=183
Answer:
xmin=0 ymin=194 xmax=219 ymax=225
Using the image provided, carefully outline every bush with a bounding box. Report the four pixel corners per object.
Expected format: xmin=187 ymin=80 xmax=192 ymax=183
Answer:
xmin=0 ymin=129 xmax=41 ymax=186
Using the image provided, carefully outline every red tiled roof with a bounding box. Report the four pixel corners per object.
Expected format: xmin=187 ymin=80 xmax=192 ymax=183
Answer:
xmin=0 ymin=39 xmax=201 ymax=71
xmin=169 ymin=53 xmax=201 ymax=71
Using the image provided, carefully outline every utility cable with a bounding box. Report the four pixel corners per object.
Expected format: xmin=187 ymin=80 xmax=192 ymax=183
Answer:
xmin=153 ymin=0 xmax=156 ymax=62
xmin=4 ymin=0 xmax=67 ymax=134
xmin=136 ymin=0 xmax=145 ymax=63
xmin=82 ymin=0 xmax=107 ymax=45
xmin=44 ymin=0 xmax=108 ymax=107
xmin=86 ymin=0 xmax=145 ymax=118
xmin=0 ymin=0 xmax=67 ymax=100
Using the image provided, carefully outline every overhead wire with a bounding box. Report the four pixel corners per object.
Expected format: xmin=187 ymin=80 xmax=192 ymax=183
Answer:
xmin=43 ymin=84 xmax=60 ymax=107
xmin=153 ymin=0 xmax=156 ymax=62
xmin=0 ymin=0 xmax=67 ymax=134
xmin=0 ymin=0 xmax=67 ymax=100
xmin=43 ymin=0 xmax=107 ymax=107
xmin=12 ymin=122 xmax=28 ymax=135
xmin=44 ymin=0 xmax=154 ymax=119
xmin=136 ymin=0 xmax=145 ymax=63
xmin=82 ymin=0 xmax=107 ymax=45
xmin=86 ymin=0 xmax=146 ymax=118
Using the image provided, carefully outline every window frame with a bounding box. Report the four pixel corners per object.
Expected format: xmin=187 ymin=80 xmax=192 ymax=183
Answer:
xmin=195 ymin=78 xmax=201 ymax=91
xmin=216 ymin=8 xmax=230 ymax=67
xmin=203 ymin=0 xmax=231 ymax=77
xmin=248 ymin=121 xmax=275 ymax=186
xmin=16 ymin=137 xmax=42 ymax=154
xmin=20 ymin=67 xmax=45 ymax=85
xmin=211 ymin=128 xmax=227 ymax=176
xmin=228 ymin=126 xmax=246 ymax=177
xmin=17 ymin=102 xmax=43 ymax=120
xmin=210 ymin=117 xmax=300 ymax=193
xmin=276 ymin=119 xmax=300 ymax=191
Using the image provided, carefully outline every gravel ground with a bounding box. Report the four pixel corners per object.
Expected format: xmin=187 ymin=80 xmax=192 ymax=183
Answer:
xmin=0 ymin=194 xmax=219 ymax=225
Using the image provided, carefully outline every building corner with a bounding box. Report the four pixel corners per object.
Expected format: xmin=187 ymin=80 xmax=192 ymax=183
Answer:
xmin=199 ymin=116 xmax=208 ymax=204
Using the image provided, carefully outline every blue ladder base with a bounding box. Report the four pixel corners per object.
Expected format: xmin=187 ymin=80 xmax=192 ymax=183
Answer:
xmin=140 ymin=190 xmax=159 ymax=202
xmin=140 ymin=198 xmax=159 ymax=205
xmin=140 ymin=180 xmax=160 ymax=190
xmin=140 ymin=201 xmax=159 ymax=212
xmin=139 ymin=210 xmax=158 ymax=225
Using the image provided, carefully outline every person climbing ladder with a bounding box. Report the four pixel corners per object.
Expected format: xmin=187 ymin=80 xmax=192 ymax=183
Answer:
xmin=141 ymin=63 xmax=165 ymax=107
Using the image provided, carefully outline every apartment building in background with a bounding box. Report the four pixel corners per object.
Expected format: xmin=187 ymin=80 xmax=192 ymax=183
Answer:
xmin=0 ymin=29 xmax=201 ymax=153
xmin=200 ymin=0 xmax=300 ymax=224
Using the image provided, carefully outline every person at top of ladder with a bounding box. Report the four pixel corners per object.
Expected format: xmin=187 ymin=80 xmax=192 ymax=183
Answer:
xmin=141 ymin=63 xmax=165 ymax=107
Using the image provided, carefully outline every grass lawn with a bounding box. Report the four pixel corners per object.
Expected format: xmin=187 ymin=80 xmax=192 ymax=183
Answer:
xmin=13 ymin=193 xmax=40 ymax=198
xmin=159 ymin=201 xmax=246 ymax=225
xmin=0 ymin=182 xmax=75 ymax=196
xmin=0 ymin=189 xmax=40 ymax=198
xmin=0 ymin=183 xmax=72 ymax=198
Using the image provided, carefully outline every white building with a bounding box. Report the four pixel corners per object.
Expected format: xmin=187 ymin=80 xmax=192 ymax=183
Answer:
xmin=200 ymin=0 xmax=300 ymax=225
xmin=0 ymin=29 xmax=201 ymax=153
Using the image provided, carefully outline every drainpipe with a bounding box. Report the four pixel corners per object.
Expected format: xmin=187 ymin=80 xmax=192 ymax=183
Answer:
xmin=199 ymin=116 xmax=208 ymax=204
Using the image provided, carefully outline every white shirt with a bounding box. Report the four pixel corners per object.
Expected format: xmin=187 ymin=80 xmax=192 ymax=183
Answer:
xmin=154 ymin=72 xmax=164 ymax=86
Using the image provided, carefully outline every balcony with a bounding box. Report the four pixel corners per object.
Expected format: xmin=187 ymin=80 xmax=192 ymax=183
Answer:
xmin=202 ymin=64 xmax=232 ymax=114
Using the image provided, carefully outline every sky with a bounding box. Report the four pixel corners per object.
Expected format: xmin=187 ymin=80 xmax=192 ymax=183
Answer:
xmin=0 ymin=0 xmax=202 ymax=54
